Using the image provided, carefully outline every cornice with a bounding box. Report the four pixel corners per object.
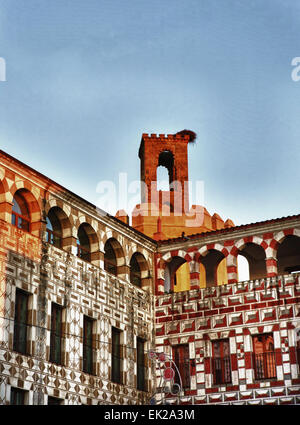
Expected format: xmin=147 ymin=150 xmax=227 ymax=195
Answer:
xmin=157 ymin=216 xmax=300 ymax=253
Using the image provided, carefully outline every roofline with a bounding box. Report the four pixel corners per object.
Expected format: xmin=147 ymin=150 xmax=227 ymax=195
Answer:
xmin=0 ymin=149 xmax=157 ymax=246
xmin=2 ymin=148 xmax=299 ymax=248
xmin=157 ymin=213 xmax=300 ymax=245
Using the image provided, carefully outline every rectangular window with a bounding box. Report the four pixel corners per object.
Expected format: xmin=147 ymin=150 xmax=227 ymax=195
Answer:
xmin=12 ymin=212 xmax=30 ymax=232
xmin=297 ymin=339 xmax=300 ymax=371
xmin=212 ymin=339 xmax=232 ymax=385
xmin=10 ymin=387 xmax=26 ymax=405
xmin=83 ymin=316 xmax=95 ymax=374
xmin=111 ymin=327 xmax=122 ymax=384
xmin=48 ymin=396 xmax=63 ymax=405
xmin=137 ymin=337 xmax=146 ymax=391
xmin=49 ymin=303 xmax=63 ymax=365
xmin=253 ymin=333 xmax=276 ymax=380
xmin=46 ymin=228 xmax=62 ymax=249
xmin=13 ymin=289 xmax=29 ymax=354
xmin=173 ymin=344 xmax=190 ymax=389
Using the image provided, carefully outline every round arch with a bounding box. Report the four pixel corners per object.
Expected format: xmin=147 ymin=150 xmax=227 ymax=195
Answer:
xmin=10 ymin=187 xmax=41 ymax=236
xmin=104 ymin=237 xmax=126 ymax=276
xmin=77 ymin=222 xmax=100 ymax=265
xmin=129 ymin=252 xmax=150 ymax=288
xmin=46 ymin=206 xmax=72 ymax=250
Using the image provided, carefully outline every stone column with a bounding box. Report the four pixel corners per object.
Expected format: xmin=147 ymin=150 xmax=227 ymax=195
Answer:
xmin=118 ymin=264 xmax=130 ymax=282
xmin=265 ymin=257 xmax=278 ymax=277
xmin=189 ymin=261 xmax=200 ymax=290
xmin=65 ymin=235 xmax=78 ymax=256
xmin=226 ymin=254 xmax=238 ymax=284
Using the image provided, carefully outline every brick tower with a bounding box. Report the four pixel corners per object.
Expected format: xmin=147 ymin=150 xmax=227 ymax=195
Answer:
xmin=139 ymin=132 xmax=190 ymax=212
xmin=132 ymin=131 xmax=234 ymax=240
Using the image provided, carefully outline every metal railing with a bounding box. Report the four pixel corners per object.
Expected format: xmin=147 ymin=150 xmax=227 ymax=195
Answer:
xmin=253 ymin=351 xmax=276 ymax=380
xmin=212 ymin=356 xmax=232 ymax=385
xmin=173 ymin=359 xmax=196 ymax=389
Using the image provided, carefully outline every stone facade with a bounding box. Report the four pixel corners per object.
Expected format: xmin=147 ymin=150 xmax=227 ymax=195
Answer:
xmin=154 ymin=217 xmax=300 ymax=404
xmin=0 ymin=150 xmax=156 ymax=405
xmin=0 ymin=130 xmax=300 ymax=406
xmin=132 ymin=133 xmax=234 ymax=240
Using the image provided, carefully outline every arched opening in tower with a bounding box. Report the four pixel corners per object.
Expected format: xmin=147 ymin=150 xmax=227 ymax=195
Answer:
xmin=157 ymin=150 xmax=174 ymax=188
xmin=156 ymin=150 xmax=176 ymax=213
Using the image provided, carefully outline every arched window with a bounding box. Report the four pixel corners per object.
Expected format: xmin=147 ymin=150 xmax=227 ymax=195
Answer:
xmin=46 ymin=208 xmax=62 ymax=248
xmin=129 ymin=252 xmax=149 ymax=287
xmin=77 ymin=224 xmax=91 ymax=262
xmin=252 ymin=333 xmax=276 ymax=380
xmin=12 ymin=191 xmax=30 ymax=232
xmin=104 ymin=239 xmax=118 ymax=276
xmin=130 ymin=254 xmax=141 ymax=287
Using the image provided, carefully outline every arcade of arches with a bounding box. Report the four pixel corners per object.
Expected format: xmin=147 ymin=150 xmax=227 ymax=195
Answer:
xmin=163 ymin=235 xmax=300 ymax=293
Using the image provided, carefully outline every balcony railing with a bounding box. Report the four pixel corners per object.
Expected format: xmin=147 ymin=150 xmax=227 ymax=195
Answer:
xmin=173 ymin=359 xmax=196 ymax=389
xmin=212 ymin=356 xmax=232 ymax=385
xmin=253 ymin=351 xmax=276 ymax=380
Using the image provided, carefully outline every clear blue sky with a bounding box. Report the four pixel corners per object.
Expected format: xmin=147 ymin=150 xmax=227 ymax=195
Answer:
xmin=0 ymin=0 xmax=300 ymax=226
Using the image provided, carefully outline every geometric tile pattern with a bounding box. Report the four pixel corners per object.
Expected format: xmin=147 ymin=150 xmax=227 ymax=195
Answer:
xmin=0 ymin=225 xmax=155 ymax=405
xmin=155 ymin=273 xmax=300 ymax=405
xmin=1 ymin=144 xmax=300 ymax=407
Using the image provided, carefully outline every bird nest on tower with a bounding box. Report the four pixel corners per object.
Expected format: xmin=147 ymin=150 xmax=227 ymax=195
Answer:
xmin=175 ymin=129 xmax=197 ymax=143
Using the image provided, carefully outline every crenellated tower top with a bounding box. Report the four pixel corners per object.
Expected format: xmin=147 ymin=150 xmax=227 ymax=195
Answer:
xmin=138 ymin=131 xmax=192 ymax=210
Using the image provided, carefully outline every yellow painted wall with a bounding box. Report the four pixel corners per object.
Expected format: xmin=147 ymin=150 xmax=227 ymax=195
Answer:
xmin=217 ymin=258 xmax=228 ymax=285
xmin=174 ymin=258 xmax=228 ymax=292
xmin=174 ymin=262 xmax=190 ymax=292
xmin=199 ymin=263 xmax=206 ymax=288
